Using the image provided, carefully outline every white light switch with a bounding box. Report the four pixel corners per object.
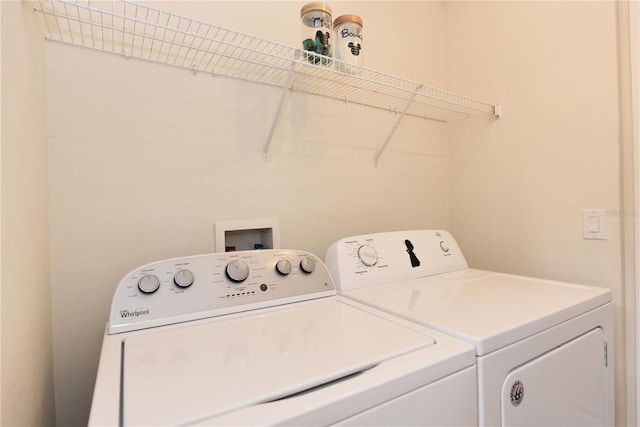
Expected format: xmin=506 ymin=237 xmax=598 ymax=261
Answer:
xmin=583 ymin=209 xmax=606 ymax=240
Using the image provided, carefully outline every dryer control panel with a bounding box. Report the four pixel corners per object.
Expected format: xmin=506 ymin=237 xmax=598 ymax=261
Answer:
xmin=325 ymin=230 xmax=468 ymax=291
xmin=109 ymin=250 xmax=335 ymax=334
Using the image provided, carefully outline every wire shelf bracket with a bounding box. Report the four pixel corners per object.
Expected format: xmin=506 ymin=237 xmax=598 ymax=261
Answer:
xmin=263 ymin=52 xmax=298 ymax=161
xmin=374 ymin=84 xmax=422 ymax=167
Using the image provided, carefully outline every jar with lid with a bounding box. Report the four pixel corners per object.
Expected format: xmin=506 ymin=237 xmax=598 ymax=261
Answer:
xmin=333 ymin=14 xmax=363 ymax=74
xmin=300 ymin=2 xmax=333 ymax=65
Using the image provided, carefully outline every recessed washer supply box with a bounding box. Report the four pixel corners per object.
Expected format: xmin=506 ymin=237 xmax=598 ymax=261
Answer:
xmin=215 ymin=218 xmax=280 ymax=252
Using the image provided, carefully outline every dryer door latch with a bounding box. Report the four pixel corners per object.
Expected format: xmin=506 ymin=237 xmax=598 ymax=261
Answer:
xmin=510 ymin=380 xmax=524 ymax=406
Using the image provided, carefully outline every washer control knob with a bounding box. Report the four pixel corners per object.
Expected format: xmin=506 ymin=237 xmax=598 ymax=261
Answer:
xmin=226 ymin=260 xmax=250 ymax=282
xmin=439 ymin=241 xmax=450 ymax=253
xmin=174 ymin=269 xmax=194 ymax=288
xmin=138 ymin=274 xmax=161 ymax=294
xmin=275 ymin=259 xmax=292 ymax=275
xmin=300 ymin=257 xmax=316 ymax=274
xmin=357 ymin=245 xmax=378 ymax=267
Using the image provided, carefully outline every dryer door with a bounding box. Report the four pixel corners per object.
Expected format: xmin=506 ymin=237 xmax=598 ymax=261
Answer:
xmin=501 ymin=328 xmax=607 ymax=426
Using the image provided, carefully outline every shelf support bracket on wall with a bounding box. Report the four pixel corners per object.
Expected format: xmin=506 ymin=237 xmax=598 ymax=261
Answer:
xmin=493 ymin=103 xmax=502 ymax=119
xmin=263 ymin=52 xmax=299 ymax=161
xmin=374 ymin=84 xmax=422 ymax=166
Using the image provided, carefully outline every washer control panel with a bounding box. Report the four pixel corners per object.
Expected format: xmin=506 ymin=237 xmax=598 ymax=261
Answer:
xmin=109 ymin=249 xmax=335 ymax=334
xmin=324 ymin=230 xmax=468 ymax=291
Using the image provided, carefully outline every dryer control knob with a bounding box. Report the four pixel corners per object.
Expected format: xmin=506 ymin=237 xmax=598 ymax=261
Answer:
xmin=174 ymin=269 xmax=194 ymax=288
xmin=226 ymin=260 xmax=250 ymax=282
xmin=300 ymin=257 xmax=316 ymax=274
xmin=138 ymin=274 xmax=161 ymax=294
xmin=275 ymin=259 xmax=292 ymax=275
xmin=357 ymin=245 xmax=378 ymax=267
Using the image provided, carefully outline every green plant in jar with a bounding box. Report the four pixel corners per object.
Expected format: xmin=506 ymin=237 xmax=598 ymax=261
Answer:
xmin=301 ymin=2 xmax=332 ymax=65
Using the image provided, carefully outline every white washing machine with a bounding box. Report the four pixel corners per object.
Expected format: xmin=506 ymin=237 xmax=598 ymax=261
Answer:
xmin=89 ymin=248 xmax=478 ymax=426
xmin=325 ymin=230 xmax=614 ymax=426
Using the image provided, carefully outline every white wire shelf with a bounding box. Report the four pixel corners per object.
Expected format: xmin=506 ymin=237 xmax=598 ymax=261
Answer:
xmin=33 ymin=0 xmax=501 ymax=163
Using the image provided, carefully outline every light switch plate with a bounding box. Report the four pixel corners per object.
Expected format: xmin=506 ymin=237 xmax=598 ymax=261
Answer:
xmin=583 ymin=209 xmax=607 ymax=240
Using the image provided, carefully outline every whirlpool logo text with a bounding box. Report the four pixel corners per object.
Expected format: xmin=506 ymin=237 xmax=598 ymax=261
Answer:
xmin=119 ymin=308 xmax=150 ymax=319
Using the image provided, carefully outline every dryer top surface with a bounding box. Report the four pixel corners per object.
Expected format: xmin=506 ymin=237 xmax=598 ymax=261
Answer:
xmin=342 ymin=269 xmax=611 ymax=355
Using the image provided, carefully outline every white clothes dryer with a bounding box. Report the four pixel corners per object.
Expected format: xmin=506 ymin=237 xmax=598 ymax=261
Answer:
xmin=89 ymin=248 xmax=478 ymax=426
xmin=325 ymin=230 xmax=614 ymax=426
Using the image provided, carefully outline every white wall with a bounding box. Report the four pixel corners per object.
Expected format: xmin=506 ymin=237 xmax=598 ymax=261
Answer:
xmin=1 ymin=1 xmax=56 ymax=425
xmin=446 ymin=1 xmax=625 ymax=424
xmin=45 ymin=2 xmax=451 ymax=425
xmin=1 ymin=3 xmax=4 ymax=422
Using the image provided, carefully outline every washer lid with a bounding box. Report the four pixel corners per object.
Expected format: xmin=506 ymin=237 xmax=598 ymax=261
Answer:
xmin=344 ymin=271 xmax=611 ymax=356
xmin=121 ymin=298 xmax=435 ymax=426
